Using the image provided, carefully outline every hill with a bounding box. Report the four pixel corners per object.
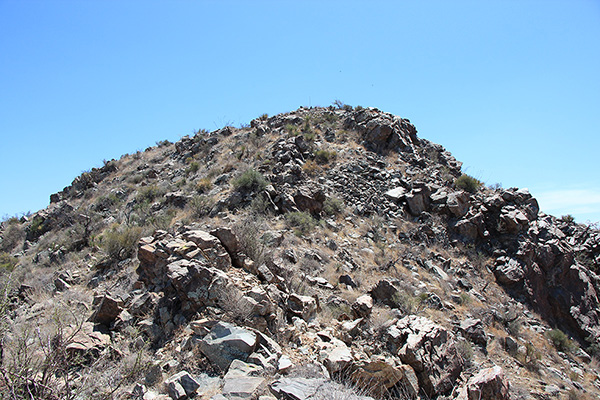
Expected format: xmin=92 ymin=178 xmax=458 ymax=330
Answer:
xmin=1 ymin=105 xmax=599 ymax=399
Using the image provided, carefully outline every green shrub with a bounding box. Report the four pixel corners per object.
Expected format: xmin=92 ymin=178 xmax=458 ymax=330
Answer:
xmin=314 ymin=149 xmax=337 ymax=165
xmin=186 ymin=161 xmax=200 ymax=175
xmin=546 ymin=329 xmax=577 ymax=353
xmin=136 ymin=185 xmax=165 ymax=203
xmin=322 ymin=197 xmax=344 ymax=216
xmin=188 ymin=195 xmax=213 ymax=218
xmin=0 ymin=252 xmax=17 ymax=273
xmin=560 ymin=214 xmax=575 ymax=223
xmin=196 ymin=177 xmax=213 ymax=194
xmin=285 ymin=211 xmax=316 ymax=236
xmin=232 ymin=169 xmax=268 ymax=193
xmin=455 ymin=174 xmax=482 ymax=193
xmin=98 ymin=224 xmax=143 ymax=262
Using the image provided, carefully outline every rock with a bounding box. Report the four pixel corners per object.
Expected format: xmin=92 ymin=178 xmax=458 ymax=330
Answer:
xmin=352 ymin=294 xmax=373 ymax=318
xmin=384 ymin=187 xmax=407 ymax=202
xmin=321 ymin=339 xmax=353 ymax=376
xmin=210 ymin=227 xmax=246 ymax=268
xmin=390 ymin=315 xmax=464 ymax=397
xmin=457 ymin=365 xmax=509 ymax=400
xmin=370 ymin=279 xmax=400 ymax=308
xmin=351 ymin=360 xmax=418 ymax=399
xmin=222 ymin=376 xmax=266 ymax=398
xmin=165 ymin=371 xmax=200 ymax=400
xmin=339 ymin=274 xmax=357 ymax=288
xmin=278 ymin=355 xmax=293 ymax=373
xmin=493 ymin=257 xmax=525 ymax=285
xmin=65 ymin=322 xmax=110 ymax=357
xmin=167 ymin=259 xmax=230 ymax=311
xmin=287 ymin=293 xmax=317 ymax=321
xmin=89 ymin=295 xmax=121 ymax=326
xmin=270 ymin=378 xmax=327 ymax=400
xmin=460 ymin=318 xmax=487 ymax=347
xmin=182 ymin=229 xmax=232 ymax=270
xmin=199 ymin=322 xmax=258 ymax=370
xmin=293 ymin=187 xmax=326 ymax=215
xmin=447 ymin=191 xmax=470 ymax=217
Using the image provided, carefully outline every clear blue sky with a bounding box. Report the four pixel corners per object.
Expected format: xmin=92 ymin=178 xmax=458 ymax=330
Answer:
xmin=1 ymin=0 xmax=599 ymax=223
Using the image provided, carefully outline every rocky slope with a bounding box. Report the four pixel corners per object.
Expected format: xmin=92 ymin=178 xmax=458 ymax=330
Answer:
xmin=1 ymin=105 xmax=599 ymax=400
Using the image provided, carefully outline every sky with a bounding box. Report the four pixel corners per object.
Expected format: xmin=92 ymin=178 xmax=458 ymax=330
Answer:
xmin=1 ymin=0 xmax=599 ymax=224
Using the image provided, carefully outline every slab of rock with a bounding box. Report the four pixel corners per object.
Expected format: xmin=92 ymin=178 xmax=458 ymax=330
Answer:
xmin=89 ymin=295 xmax=121 ymax=326
xmin=457 ymin=365 xmax=510 ymax=400
xmin=321 ymin=339 xmax=353 ymax=376
xmin=390 ymin=315 xmax=464 ymax=397
xmin=270 ymin=378 xmax=326 ymax=400
xmin=167 ymin=259 xmax=229 ymax=311
xmin=165 ymin=371 xmax=200 ymax=400
xmin=351 ymin=360 xmax=418 ymax=399
xmin=460 ymin=318 xmax=487 ymax=347
xmin=222 ymin=376 xmax=266 ymax=399
xmin=384 ymin=187 xmax=406 ymax=202
xmin=287 ymin=293 xmax=317 ymax=321
xmin=370 ymin=279 xmax=401 ymax=308
xmin=183 ymin=229 xmax=232 ymax=270
xmin=199 ymin=322 xmax=258 ymax=370
xmin=352 ymin=294 xmax=373 ymax=318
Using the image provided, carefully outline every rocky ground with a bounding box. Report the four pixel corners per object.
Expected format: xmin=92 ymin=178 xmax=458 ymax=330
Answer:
xmin=1 ymin=105 xmax=599 ymax=399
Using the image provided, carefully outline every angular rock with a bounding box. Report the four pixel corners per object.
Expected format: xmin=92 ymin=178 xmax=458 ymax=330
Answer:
xmin=457 ymin=365 xmax=510 ymax=400
xmin=287 ymin=293 xmax=317 ymax=321
xmin=390 ymin=315 xmax=464 ymax=397
xmin=222 ymin=376 xmax=266 ymax=399
xmin=89 ymin=295 xmax=121 ymax=326
xmin=183 ymin=229 xmax=232 ymax=270
xmin=352 ymin=294 xmax=373 ymax=318
xmin=165 ymin=371 xmax=200 ymax=400
xmin=351 ymin=360 xmax=418 ymax=399
xmin=270 ymin=378 xmax=326 ymax=400
xmin=460 ymin=318 xmax=487 ymax=347
xmin=370 ymin=279 xmax=401 ymax=308
xmin=199 ymin=322 xmax=258 ymax=370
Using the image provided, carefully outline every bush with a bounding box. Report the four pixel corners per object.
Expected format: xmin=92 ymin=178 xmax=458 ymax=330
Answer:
xmin=322 ymin=197 xmax=344 ymax=217
xmin=455 ymin=174 xmax=482 ymax=193
xmin=196 ymin=177 xmax=213 ymax=194
xmin=232 ymin=169 xmax=268 ymax=193
xmin=0 ymin=252 xmax=17 ymax=273
xmin=188 ymin=195 xmax=213 ymax=218
xmin=314 ymin=149 xmax=337 ymax=165
xmin=136 ymin=185 xmax=165 ymax=203
xmin=302 ymin=160 xmax=321 ymax=176
xmin=98 ymin=224 xmax=143 ymax=262
xmin=285 ymin=211 xmax=316 ymax=236
xmin=546 ymin=328 xmax=577 ymax=353
xmin=560 ymin=214 xmax=575 ymax=223
xmin=186 ymin=161 xmax=200 ymax=175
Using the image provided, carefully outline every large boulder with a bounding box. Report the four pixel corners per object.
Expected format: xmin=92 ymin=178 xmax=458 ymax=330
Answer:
xmin=167 ymin=259 xmax=230 ymax=312
xmin=387 ymin=315 xmax=464 ymax=397
xmin=199 ymin=322 xmax=258 ymax=371
xmin=457 ymin=366 xmax=510 ymax=400
xmin=350 ymin=360 xmax=419 ymax=399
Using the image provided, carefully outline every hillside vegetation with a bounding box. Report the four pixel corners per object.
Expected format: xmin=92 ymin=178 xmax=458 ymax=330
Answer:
xmin=1 ymin=105 xmax=599 ymax=399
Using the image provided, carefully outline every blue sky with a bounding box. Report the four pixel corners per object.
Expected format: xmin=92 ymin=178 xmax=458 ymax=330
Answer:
xmin=1 ymin=0 xmax=599 ymax=223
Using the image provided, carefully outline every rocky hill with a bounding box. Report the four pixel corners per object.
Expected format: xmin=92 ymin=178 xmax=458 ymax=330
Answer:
xmin=1 ymin=105 xmax=599 ymax=400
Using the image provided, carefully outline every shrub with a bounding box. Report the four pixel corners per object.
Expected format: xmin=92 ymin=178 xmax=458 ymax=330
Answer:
xmin=136 ymin=185 xmax=165 ymax=203
xmin=546 ymin=328 xmax=577 ymax=353
xmin=232 ymin=169 xmax=268 ymax=193
xmin=0 ymin=222 xmax=25 ymax=252
xmin=322 ymin=197 xmax=344 ymax=217
xmin=0 ymin=252 xmax=17 ymax=273
xmin=455 ymin=174 xmax=482 ymax=193
xmin=560 ymin=214 xmax=575 ymax=223
xmin=314 ymin=149 xmax=337 ymax=165
xmin=186 ymin=161 xmax=200 ymax=175
xmin=285 ymin=211 xmax=316 ymax=236
xmin=98 ymin=224 xmax=143 ymax=262
xmin=188 ymin=195 xmax=213 ymax=218
xmin=302 ymin=160 xmax=321 ymax=176
xmin=196 ymin=177 xmax=213 ymax=194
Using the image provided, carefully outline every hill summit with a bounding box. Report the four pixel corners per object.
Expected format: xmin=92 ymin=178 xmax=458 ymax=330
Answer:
xmin=1 ymin=105 xmax=599 ymax=399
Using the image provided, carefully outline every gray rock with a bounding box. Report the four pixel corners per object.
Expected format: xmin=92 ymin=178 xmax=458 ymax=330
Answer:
xmin=391 ymin=315 xmax=464 ymax=397
xmin=199 ymin=322 xmax=258 ymax=371
xmin=222 ymin=376 xmax=266 ymax=398
xmin=287 ymin=293 xmax=317 ymax=321
xmin=460 ymin=318 xmax=487 ymax=347
xmin=270 ymin=378 xmax=326 ymax=400
xmin=165 ymin=371 xmax=200 ymax=400
xmin=352 ymin=294 xmax=373 ymax=318
xmin=456 ymin=366 xmax=510 ymax=400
